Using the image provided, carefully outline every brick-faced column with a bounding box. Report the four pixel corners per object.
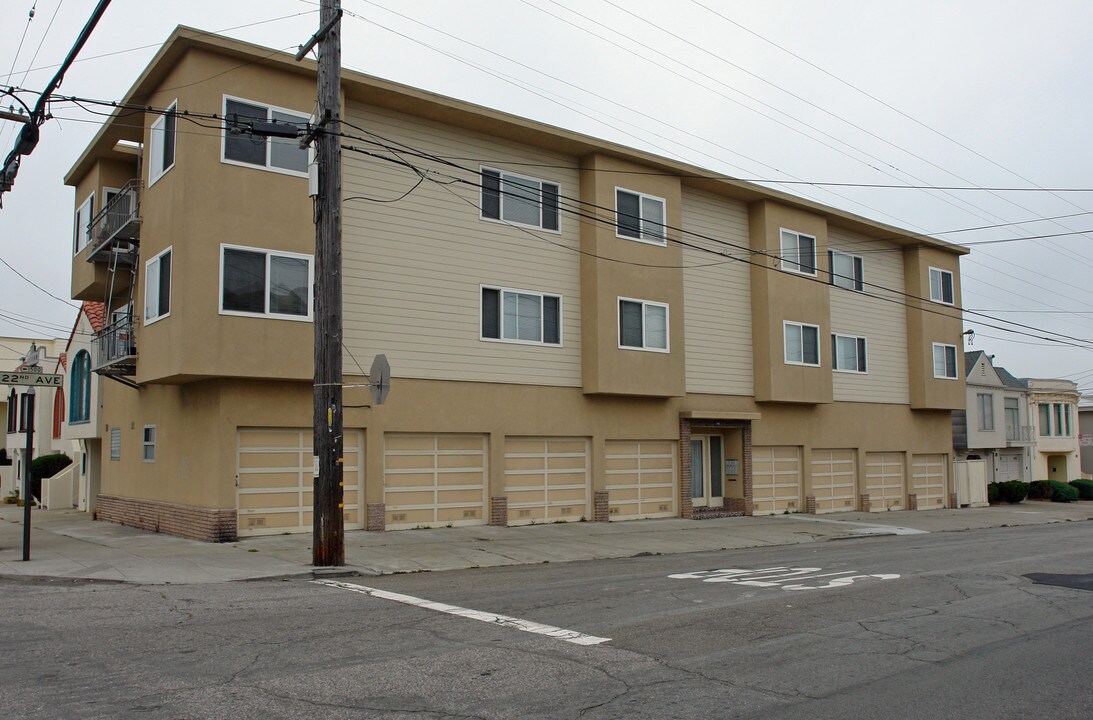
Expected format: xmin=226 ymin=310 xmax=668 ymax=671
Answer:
xmin=366 ymin=503 xmax=385 ymax=531
xmin=593 ymin=491 xmax=609 ymax=522
xmin=489 ymin=496 xmax=508 ymax=527
xmin=805 ymin=495 xmax=817 ymax=514
xmin=948 ymin=492 xmax=957 ymax=509
xmin=679 ymin=418 xmax=693 ymax=519
xmin=907 ymin=493 xmax=918 ymax=511
xmin=742 ymin=422 xmax=753 ymax=516
xmin=726 ymin=497 xmax=746 ymax=514
xmin=859 ymin=493 xmax=870 ymax=512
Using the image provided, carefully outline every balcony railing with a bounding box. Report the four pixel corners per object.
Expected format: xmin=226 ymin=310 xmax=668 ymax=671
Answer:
xmin=92 ymin=316 xmax=137 ymax=375
xmin=87 ymin=179 xmax=141 ymax=262
xmin=1006 ymin=425 xmax=1035 ymax=445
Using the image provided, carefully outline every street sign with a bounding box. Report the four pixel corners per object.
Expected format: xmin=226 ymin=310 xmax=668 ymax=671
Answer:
xmin=1 ymin=371 xmax=63 ymax=387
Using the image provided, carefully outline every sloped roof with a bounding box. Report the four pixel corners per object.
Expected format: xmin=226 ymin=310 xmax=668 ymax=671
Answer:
xmin=996 ymin=366 xmax=1028 ymax=389
xmin=83 ymin=302 xmax=105 ymax=332
xmin=964 ymin=350 xmax=985 ymax=379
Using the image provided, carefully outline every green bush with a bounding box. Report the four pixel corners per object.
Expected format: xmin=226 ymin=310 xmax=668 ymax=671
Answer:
xmin=987 ymin=482 xmax=1000 ymax=504
xmin=1049 ymin=480 xmax=1079 ymax=502
xmin=29 ymin=453 xmax=73 ymax=501
xmin=998 ymin=480 xmax=1029 ymax=504
xmin=1028 ymin=480 xmax=1053 ymax=500
xmin=1070 ymin=479 xmax=1093 ymax=500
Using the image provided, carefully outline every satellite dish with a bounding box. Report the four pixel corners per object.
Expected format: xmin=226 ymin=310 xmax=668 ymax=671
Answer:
xmin=369 ymin=354 xmax=391 ymax=406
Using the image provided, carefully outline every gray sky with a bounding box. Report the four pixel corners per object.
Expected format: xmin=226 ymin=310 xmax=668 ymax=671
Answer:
xmin=1 ymin=0 xmax=1091 ymax=390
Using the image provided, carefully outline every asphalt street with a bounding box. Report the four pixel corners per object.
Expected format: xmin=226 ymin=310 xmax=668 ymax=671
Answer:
xmin=1 ymin=522 xmax=1089 ymax=719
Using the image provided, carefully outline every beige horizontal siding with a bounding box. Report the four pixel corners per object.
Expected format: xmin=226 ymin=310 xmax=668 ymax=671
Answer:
xmin=341 ymin=101 xmax=582 ymax=386
xmin=681 ymin=189 xmax=753 ymax=396
xmin=827 ymin=226 xmax=909 ymax=404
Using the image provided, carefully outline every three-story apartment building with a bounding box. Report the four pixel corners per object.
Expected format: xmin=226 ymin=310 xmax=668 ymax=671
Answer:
xmin=66 ymin=28 xmax=967 ymax=541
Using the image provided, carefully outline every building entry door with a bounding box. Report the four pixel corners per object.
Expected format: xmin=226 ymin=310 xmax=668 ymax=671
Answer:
xmin=691 ymin=434 xmax=723 ymax=508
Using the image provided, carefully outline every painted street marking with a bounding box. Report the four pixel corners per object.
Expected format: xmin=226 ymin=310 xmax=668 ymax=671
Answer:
xmin=669 ymin=566 xmax=900 ymax=591
xmin=782 ymin=515 xmax=928 ymax=535
xmin=314 ymin=579 xmax=611 ymax=646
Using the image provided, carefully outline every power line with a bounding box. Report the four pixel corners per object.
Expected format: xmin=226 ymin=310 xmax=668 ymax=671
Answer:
xmin=0 ymin=257 xmax=79 ymax=308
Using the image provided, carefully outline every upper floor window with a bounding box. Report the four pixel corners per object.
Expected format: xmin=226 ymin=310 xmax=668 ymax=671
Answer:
xmin=829 ymin=250 xmax=863 ymax=291
xmin=19 ymin=393 xmax=33 ymax=433
xmin=1004 ymin=397 xmax=1020 ymax=438
xmin=1038 ymin=402 xmax=1073 ymax=437
xmin=780 ymin=229 xmax=816 ymax=276
xmin=929 ymin=267 xmax=954 ymax=305
xmin=784 ymin=321 xmax=820 ymax=366
xmin=73 ymin=193 xmax=94 ymax=255
xmin=6 ymin=388 xmax=16 ymax=433
xmin=148 ymin=101 xmax=177 ymax=186
xmin=619 ymin=297 xmax=668 ymax=351
xmin=142 ymin=425 xmax=157 ymax=463
xmin=977 ymin=393 xmax=994 ymax=431
xmin=222 ymin=96 xmax=308 ymax=176
xmin=480 ymin=168 xmax=559 ymax=231
xmin=69 ymin=350 xmax=92 ymax=424
xmin=52 ymin=388 xmax=65 ymax=439
xmin=144 ymin=247 xmax=172 ymax=325
xmin=831 ymin=333 xmax=866 ymax=373
xmin=616 ymin=188 xmax=666 ymax=245
xmin=481 ymin=286 xmax=561 ymax=346
xmin=220 ymin=245 xmax=313 ymax=321
xmin=932 ymin=342 xmax=957 ymax=379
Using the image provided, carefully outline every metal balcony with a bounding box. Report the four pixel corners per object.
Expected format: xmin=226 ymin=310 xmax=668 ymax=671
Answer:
xmin=87 ymin=179 xmax=141 ymax=263
xmin=92 ymin=316 xmax=137 ymax=376
xmin=1006 ymin=425 xmax=1035 ymax=446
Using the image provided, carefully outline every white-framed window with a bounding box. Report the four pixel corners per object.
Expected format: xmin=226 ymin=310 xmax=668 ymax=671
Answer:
xmin=110 ymin=427 xmax=121 ymax=461
xmin=615 ymin=188 xmax=666 ymax=245
xmin=148 ymin=100 xmax=177 ymax=186
xmin=929 ymin=267 xmax=954 ymax=305
xmin=73 ymin=193 xmax=94 ymax=255
xmin=142 ymin=425 xmax=156 ymax=463
xmin=977 ymin=393 xmax=994 ymax=431
xmin=222 ymin=96 xmax=308 ymax=176
xmin=144 ymin=247 xmax=172 ymax=325
xmin=831 ymin=333 xmax=867 ymax=373
xmin=828 ymin=250 xmax=863 ymax=291
xmin=219 ymin=244 xmax=314 ymax=321
xmin=1038 ymin=402 xmax=1073 ymax=437
xmin=932 ymin=342 xmax=958 ymax=379
xmin=618 ymin=297 xmax=669 ymax=352
xmin=480 ymin=168 xmax=560 ymax=232
xmin=784 ymin=321 xmax=820 ymax=366
xmin=480 ymin=285 xmax=561 ymax=346
xmin=780 ymin=229 xmax=817 ymax=276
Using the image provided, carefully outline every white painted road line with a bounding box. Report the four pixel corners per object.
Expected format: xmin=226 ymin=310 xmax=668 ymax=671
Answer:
xmin=314 ymin=579 xmax=612 ymax=646
xmin=669 ymin=567 xmax=900 ymax=591
xmin=782 ymin=515 xmax=929 ymax=535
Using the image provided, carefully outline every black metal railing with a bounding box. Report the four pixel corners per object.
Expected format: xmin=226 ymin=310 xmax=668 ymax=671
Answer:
xmin=92 ymin=316 xmax=137 ymax=373
xmin=87 ymin=179 xmax=141 ymax=258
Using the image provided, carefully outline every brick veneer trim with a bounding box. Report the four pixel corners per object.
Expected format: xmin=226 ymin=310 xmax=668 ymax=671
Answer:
xmin=489 ymin=496 xmax=508 ymax=527
xmin=366 ymin=503 xmax=385 ymax=531
xmin=96 ymin=495 xmax=237 ymax=543
xmin=593 ymin=491 xmax=609 ymax=522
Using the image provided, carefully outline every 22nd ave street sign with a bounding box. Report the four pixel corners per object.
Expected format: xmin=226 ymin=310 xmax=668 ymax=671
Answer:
xmin=0 ymin=371 xmax=63 ymax=387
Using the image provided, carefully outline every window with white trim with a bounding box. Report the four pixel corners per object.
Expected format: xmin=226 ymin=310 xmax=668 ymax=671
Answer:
xmin=618 ymin=298 xmax=668 ymax=351
xmin=480 ymin=168 xmax=559 ymax=231
xmin=220 ymin=245 xmax=313 ymax=320
xmin=829 ymin=250 xmax=863 ymax=291
xmin=615 ymin=188 xmax=666 ymax=244
xmin=142 ymin=425 xmax=156 ymax=463
xmin=831 ymin=333 xmax=867 ymax=372
xmin=144 ymin=247 xmax=172 ymax=324
xmin=932 ymin=342 xmax=958 ymax=379
xmin=222 ymin=96 xmax=308 ymax=175
xmin=780 ymin=229 xmax=816 ymax=275
xmin=784 ymin=321 xmax=820 ymax=366
xmin=1038 ymin=402 xmax=1073 ymax=437
xmin=74 ymin=193 xmax=94 ymax=254
xmin=977 ymin=393 xmax=994 ymax=431
xmin=929 ymin=267 xmax=954 ymax=305
xmin=480 ymin=286 xmax=561 ymax=345
xmin=148 ymin=101 xmax=176 ymax=186
xmin=110 ymin=427 xmax=121 ymax=461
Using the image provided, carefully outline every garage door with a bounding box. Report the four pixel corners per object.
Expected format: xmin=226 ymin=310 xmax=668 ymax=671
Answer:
xmin=752 ymin=446 xmax=801 ymax=515
xmin=996 ymin=451 xmax=1022 ymax=483
xmin=911 ymin=453 xmax=947 ymax=510
xmin=384 ymin=433 xmax=487 ymax=530
xmin=504 ymin=437 xmax=590 ymax=525
xmin=811 ymin=449 xmax=857 ymax=514
xmin=236 ymin=428 xmax=363 ymax=536
xmin=864 ymin=452 xmax=904 ymax=511
xmin=604 ymin=440 xmax=676 ymax=520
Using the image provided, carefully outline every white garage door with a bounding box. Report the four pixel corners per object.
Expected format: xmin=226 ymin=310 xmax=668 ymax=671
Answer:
xmin=752 ymin=446 xmax=801 ymax=515
xmin=865 ymin=452 xmax=904 ymax=511
xmin=995 ymin=451 xmax=1022 ymax=483
xmin=236 ymin=428 xmax=363 ymax=536
xmin=911 ymin=453 xmax=947 ymax=510
xmin=811 ymin=449 xmax=857 ymax=514
xmin=384 ymin=433 xmax=488 ymax=530
xmin=504 ymin=437 xmax=590 ymax=524
xmin=604 ymin=440 xmax=677 ymax=520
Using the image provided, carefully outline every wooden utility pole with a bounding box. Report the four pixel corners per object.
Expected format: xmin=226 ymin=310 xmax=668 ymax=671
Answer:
xmin=310 ymin=0 xmax=344 ymax=566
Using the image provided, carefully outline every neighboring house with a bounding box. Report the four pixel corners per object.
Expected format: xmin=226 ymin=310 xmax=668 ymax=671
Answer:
xmin=1079 ymin=399 xmax=1093 ymax=477
xmin=1025 ymin=378 xmax=1081 ymax=481
xmin=952 ymin=351 xmax=1034 ymax=483
xmin=64 ymin=27 xmax=968 ymax=542
xmin=2 ymin=338 xmax=66 ymax=501
xmin=59 ymin=302 xmax=106 ymax=513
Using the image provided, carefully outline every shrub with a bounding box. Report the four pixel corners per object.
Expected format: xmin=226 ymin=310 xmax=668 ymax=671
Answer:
xmin=999 ymin=480 xmax=1028 ymax=504
xmin=987 ymin=482 xmax=1000 ymax=504
xmin=29 ymin=453 xmax=73 ymax=501
xmin=1070 ymin=479 xmax=1093 ymax=500
xmin=1028 ymin=480 xmax=1053 ymax=500
xmin=1049 ymin=480 xmax=1079 ymax=503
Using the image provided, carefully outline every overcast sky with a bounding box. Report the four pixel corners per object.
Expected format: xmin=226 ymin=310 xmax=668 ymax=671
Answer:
xmin=1 ymin=0 xmax=1091 ymax=391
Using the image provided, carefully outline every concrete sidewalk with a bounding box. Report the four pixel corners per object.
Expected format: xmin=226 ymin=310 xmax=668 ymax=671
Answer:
xmin=1 ymin=501 xmax=1089 ymax=585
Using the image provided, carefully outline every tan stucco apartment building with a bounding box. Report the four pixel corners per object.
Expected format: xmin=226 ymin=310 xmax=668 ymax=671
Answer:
xmin=65 ymin=28 xmax=968 ymax=541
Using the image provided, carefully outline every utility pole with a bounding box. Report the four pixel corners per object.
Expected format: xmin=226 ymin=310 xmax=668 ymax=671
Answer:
xmin=21 ymin=387 xmax=35 ymax=562
xmin=298 ymin=1 xmax=344 ymax=566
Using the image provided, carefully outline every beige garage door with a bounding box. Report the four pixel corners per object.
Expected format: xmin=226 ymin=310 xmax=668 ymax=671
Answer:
xmin=865 ymin=452 xmax=904 ymax=511
xmin=811 ymin=449 xmax=857 ymax=514
xmin=753 ymin=446 xmax=801 ymax=515
xmin=911 ymin=453 xmax=947 ymax=510
xmin=384 ymin=433 xmax=487 ymax=530
xmin=604 ymin=440 xmax=676 ymax=520
xmin=236 ymin=428 xmax=363 ymax=536
xmin=996 ymin=451 xmax=1022 ymax=483
xmin=504 ymin=437 xmax=590 ymax=525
